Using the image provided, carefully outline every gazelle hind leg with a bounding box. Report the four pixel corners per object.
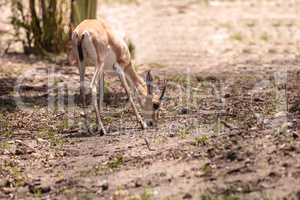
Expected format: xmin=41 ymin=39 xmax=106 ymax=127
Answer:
xmin=113 ymin=63 xmax=147 ymax=129
xmin=91 ymin=62 xmax=107 ymax=135
xmin=72 ymin=32 xmax=90 ymax=133
xmin=79 ymin=61 xmax=87 ymax=107
xmin=79 ymin=60 xmax=92 ymax=133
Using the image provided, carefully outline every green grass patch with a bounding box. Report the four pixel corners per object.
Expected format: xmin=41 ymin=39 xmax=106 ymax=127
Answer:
xmin=201 ymin=163 xmax=212 ymax=176
xmin=148 ymin=63 xmax=167 ymax=69
xmin=0 ymin=141 xmax=13 ymax=153
xmin=230 ymin=32 xmax=243 ymax=42
xmin=194 ymin=134 xmax=209 ymax=145
xmin=107 ymin=155 xmax=124 ymax=169
xmin=1 ymin=161 xmax=27 ymax=187
xmin=129 ymin=189 xmax=152 ymax=200
xmin=56 ymin=117 xmax=69 ymax=131
xmin=260 ymin=32 xmax=270 ymax=42
xmin=0 ymin=113 xmax=14 ymax=138
xmin=38 ymin=128 xmax=65 ymax=147
xmin=177 ymin=127 xmax=191 ymax=139
xmin=197 ymin=193 xmax=240 ymax=200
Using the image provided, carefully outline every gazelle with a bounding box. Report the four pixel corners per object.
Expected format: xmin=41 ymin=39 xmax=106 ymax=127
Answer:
xmin=71 ymin=19 xmax=166 ymax=135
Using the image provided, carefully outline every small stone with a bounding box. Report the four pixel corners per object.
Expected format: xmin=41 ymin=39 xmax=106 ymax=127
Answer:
xmin=224 ymin=93 xmax=230 ymax=98
xmin=2 ymin=187 xmax=15 ymax=194
xmin=0 ymin=179 xmax=8 ymax=187
xmin=15 ymin=148 xmax=26 ymax=155
xmin=168 ymin=133 xmax=175 ymax=138
xmin=147 ymin=180 xmax=152 ymax=186
xmin=134 ymin=178 xmax=142 ymax=188
xmin=17 ymin=186 xmax=29 ymax=194
xmin=28 ymin=184 xmax=51 ymax=194
xmin=159 ymin=172 xmax=167 ymax=177
xmin=226 ymin=151 xmax=238 ymax=161
xmin=292 ymin=132 xmax=299 ymax=139
xmin=183 ymin=193 xmax=192 ymax=199
xmin=179 ymin=107 xmax=189 ymax=115
xmin=98 ymin=180 xmax=109 ymax=191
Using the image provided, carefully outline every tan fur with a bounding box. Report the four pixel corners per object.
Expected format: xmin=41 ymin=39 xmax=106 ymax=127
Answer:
xmin=72 ymin=19 xmax=156 ymax=132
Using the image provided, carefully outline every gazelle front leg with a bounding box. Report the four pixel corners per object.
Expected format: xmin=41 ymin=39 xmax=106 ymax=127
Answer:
xmin=91 ymin=61 xmax=107 ymax=135
xmin=113 ymin=63 xmax=147 ymax=129
xmin=98 ymin=73 xmax=104 ymax=112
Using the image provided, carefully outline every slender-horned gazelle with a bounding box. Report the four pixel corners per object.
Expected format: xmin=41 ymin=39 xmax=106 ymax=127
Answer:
xmin=71 ymin=19 xmax=166 ymax=134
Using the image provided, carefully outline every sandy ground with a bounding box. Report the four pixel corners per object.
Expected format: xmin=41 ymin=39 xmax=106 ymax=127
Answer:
xmin=1 ymin=0 xmax=300 ymax=199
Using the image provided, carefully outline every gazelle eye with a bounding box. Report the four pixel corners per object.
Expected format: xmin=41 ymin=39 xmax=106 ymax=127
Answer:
xmin=153 ymin=103 xmax=160 ymax=110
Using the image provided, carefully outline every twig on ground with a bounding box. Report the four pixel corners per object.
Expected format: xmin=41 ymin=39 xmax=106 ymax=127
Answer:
xmin=144 ymin=137 xmax=155 ymax=151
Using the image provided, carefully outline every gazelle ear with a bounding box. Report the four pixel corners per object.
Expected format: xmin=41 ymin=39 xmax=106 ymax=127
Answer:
xmin=159 ymin=80 xmax=167 ymax=101
xmin=146 ymin=70 xmax=153 ymax=95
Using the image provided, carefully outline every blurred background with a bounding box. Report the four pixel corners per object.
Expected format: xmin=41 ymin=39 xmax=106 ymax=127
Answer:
xmin=0 ymin=0 xmax=299 ymax=72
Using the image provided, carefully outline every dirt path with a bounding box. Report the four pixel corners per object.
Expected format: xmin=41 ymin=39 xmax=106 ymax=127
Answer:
xmin=1 ymin=0 xmax=300 ymax=200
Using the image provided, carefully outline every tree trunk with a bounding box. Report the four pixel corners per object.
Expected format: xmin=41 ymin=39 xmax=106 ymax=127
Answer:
xmin=70 ymin=0 xmax=98 ymax=29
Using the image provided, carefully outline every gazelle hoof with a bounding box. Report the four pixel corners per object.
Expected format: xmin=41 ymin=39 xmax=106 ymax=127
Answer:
xmin=80 ymin=111 xmax=86 ymax=117
xmin=141 ymin=122 xmax=148 ymax=129
xmin=99 ymin=128 xmax=106 ymax=136
xmin=95 ymin=126 xmax=106 ymax=136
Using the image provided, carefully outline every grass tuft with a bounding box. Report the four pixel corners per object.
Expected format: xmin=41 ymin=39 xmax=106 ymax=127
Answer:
xmin=260 ymin=32 xmax=269 ymax=42
xmin=197 ymin=193 xmax=240 ymax=200
xmin=129 ymin=189 xmax=152 ymax=200
xmin=107 ymin=155 xmax=124 ymax=169
xmin=230 ymin=32 xmax=243 ymax=42
xmin=39 ymin=128 xmax=65 ymax=147
xmin=194 ymin=134 xmax=209 ymax=145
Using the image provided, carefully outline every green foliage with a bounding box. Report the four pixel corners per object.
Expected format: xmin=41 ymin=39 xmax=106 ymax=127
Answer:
xmin=10 ymin=0 xmax=70 ymax=55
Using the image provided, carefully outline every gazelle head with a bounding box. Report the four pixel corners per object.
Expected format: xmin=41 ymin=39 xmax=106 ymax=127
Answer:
xmin=143 ymin=71 xmax=167 ymax=126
